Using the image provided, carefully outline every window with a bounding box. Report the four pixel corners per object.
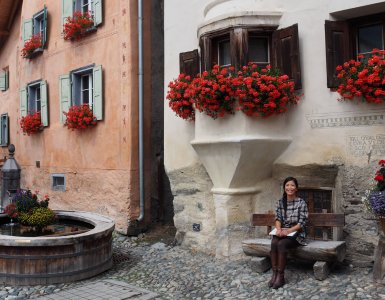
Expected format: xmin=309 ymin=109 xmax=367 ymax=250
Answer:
xmin=197 ymin=24 xmax=302 ymax=89
xmin=62 ymin=0 xmax=103 ymax=28
xmin=0 ymin=67 xmax=9 ymax=92
xmin=51 ymin=174 xmax=66 ymax=191
xmin=59 ymin=65 xmax=103 ymax=124
xmin=297 ymin=189 xmax=333 ymax=240
xmin=325 ymin=13 xmax=385 ymax=87
xmin=19 ymin=80 xmax=49 ymax=127
xmin=22 ymin=6 xmax=47 ymax=49
xmin=0 ymin=113 xmax=9 ymax=147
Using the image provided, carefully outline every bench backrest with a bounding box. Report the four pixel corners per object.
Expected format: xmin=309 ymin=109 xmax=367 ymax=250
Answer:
xmin=252 ymin=213 xmax=345 ymax=240
xmin=252 ymin=213 xmax=345 ymax=227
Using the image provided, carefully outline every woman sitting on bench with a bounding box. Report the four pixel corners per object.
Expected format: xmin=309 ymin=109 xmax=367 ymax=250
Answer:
xmin=268 ymin=176 xmax=308 ymax=289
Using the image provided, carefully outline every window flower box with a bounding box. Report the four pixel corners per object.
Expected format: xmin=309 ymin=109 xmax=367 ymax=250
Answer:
xmin=63 ymin=104 xmax=97 ymax=130
xmin=336 ymin=49 xmax=385 ymax=103
xmin=20 ymin=111 xmax=43 ymax=135
xmin=21 ymin=34 xmax=43 ymax=59
xmin=63 ymin=11 xmax=95 ymax=41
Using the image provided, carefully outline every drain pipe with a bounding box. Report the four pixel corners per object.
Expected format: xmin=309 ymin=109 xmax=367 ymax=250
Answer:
xmin=136 ymin=0 xmax=145 ymax=224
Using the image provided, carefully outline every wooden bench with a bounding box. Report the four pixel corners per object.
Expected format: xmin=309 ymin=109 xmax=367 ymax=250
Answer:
xmin=242 ymin=213 xmax=346 ymax=280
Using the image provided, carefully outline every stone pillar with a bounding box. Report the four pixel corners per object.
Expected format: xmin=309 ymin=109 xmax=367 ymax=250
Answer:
xmin=214 ymin=191 xmax=255 ymax=258
xmin=1 ymin=144 xmax=21 ymax=210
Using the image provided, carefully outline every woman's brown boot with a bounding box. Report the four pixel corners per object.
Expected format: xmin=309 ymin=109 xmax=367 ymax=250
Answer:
xmin=268 ymin=251 xmax=278 ymax=287
xmin=272 ymin=252 xmax=287 ymax=289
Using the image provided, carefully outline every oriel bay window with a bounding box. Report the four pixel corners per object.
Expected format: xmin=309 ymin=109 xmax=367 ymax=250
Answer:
xmin=325 ymin=13 xmax=385 ymax=88
xmin=19 ymin=80 xmax=49 ymax=126
xmin=59 ymin=65 xmax=103 ymax=123
xmin=182 ymin=23 xmax=301 ymax=89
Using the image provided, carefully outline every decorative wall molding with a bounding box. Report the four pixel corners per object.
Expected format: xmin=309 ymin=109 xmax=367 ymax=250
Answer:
xmin=306 ymin=110 xmax=385 ymax=129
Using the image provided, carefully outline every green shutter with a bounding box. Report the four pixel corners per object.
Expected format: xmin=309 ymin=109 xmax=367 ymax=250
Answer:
xmin=22 ymin=18 xmax=33 ymax=42
xmin=59 ymin=74 xmax=71 ymax=124
xmin=62 ymin=0 xmax=74 ymax=28
xmin=94 ymin=0 xmax=103 ymax=26
xmin=40 ymin=81 xmax=48 ymax=127
xmin=93 ymin=65 xmax=103 ymax=120
xmin=20 ymin=87 xmax=28 ymax=117
xmin=5 ymin=69 xmax=8 ymax=90
xmin=42 ymin=6 xmax=48 ymax=47
xmin=1 ymin=114 xmax=9 ymax=146
xmin=0 ymin=71 xmax=5 ymax=91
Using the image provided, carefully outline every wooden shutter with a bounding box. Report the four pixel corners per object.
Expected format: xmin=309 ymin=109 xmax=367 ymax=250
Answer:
xmin=272 ymin=24 xmax=302 ymax=89
xmin=231 ymin=28 xmax=248 ymax=70
xmin=22 ymin=19 xmax=33 ymax=42
xmin=61 ymin=0 xmax=73 ymax=28
xmin=325 ymin=20 xmax=350 ymax=88
xmin=42 ymin=6 xmax=48 ymax=47
xmin=94 ymin=0 xmax=103 ymax=26
xmin=20 ymin=87 xmax=28 ymax=117
xmin=179 ymin=50 xmax=200 ymax=78
xmin=59 ymin=74 xmax=71 ymax=124
xmin=40 ymin=81 xmax=49 ymax=127
xmin=93 ymin=65 xmax=103 ymax=120
xmin=0 ymin=71 xmax=6 ymax=91
xmin=0 ymin=114 xmax=9 ymax=146
xmin=200 ymin=36 xmax=212 ymax=72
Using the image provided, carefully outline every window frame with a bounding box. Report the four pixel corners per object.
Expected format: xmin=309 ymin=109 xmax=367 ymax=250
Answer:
xmin=27 ymin=81 xmax=42 ymax=113
xmin=0 ymin=67 xmax=9 ymax=92
xmin=70 ymin=64 xmax=95 ymax=107
xmin=60 ymin=64 xmax=103 ymax=123
xmin=62 ymin=0 xmax=103 ymax=28
xmin=325 ymin=12 xmax=385 ymax=88
xmin=20 ymin=80 xmax=49 ymax=127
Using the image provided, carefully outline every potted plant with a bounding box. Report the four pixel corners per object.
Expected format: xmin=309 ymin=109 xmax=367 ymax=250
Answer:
xmin=4 ymin=189 xmax=56 ymax=231
xmin=63 ymin=11 xmax=95 ymax=41
xmin=21 ymin=34 xmax=43 ymax=59
xmin=20 ymin=111 xmax=43 ymax=135
xmin=336 ymin=49 xmax=385 ymax=103
xmin=63 ymin=104 xmax=97 ymax=130
xmin=363 ymin=160 xmax=385 ymax=233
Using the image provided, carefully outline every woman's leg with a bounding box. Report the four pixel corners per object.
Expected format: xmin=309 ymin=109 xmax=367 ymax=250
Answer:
xmin=273 ymin=237 xmax=299 ymax=289
xmin=268 ymin=236 xmax=280 ymax=287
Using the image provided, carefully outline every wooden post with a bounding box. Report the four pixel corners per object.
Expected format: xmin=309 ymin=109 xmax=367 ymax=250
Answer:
xmin=373 ymin=235 xmax=385 ymax=284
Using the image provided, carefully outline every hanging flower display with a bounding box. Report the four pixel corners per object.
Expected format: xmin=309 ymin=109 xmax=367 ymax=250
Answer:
xmin=235 ymin=64 xmax=299 ymax=118
xmin=166 ymin=73 xmax=195 ymax=121
xmin=21 ymin=34 xmax=43 ymax=59
xmin=189 ymin=65 xmax=238 ymax=119
xmin=63 ymin=104 xmax=97 ymax=130
xmin=336 ymin=49 xmax=385 ymax=103
xmin=63 ymin=11 xmax=95 ymax=41
xmin=20 ymin=111 xmax=43 ymax=135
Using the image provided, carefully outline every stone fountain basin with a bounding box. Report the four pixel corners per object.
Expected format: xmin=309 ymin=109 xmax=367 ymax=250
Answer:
xmin=0 ymin=210 xmax=115 ymax=285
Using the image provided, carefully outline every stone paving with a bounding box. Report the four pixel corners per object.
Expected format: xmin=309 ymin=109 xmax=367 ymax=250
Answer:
xmin=0 ymin=227 xmax=384 ymax=300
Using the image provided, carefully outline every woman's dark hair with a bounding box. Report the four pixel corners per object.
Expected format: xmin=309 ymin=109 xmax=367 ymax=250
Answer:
xmin=282 ymin=177 xmax=299 ymax=217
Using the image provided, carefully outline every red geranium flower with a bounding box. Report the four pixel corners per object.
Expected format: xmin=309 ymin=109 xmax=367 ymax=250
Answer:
xmin=20 ymin=111 xmax=42 ymax=135
xmin=64 ymin=104 xmax=97 ymax=130
xmin=21 ymin=34 xmax=42 ymax=58
xmin=63 ymin=11 xmax=94 ymax=41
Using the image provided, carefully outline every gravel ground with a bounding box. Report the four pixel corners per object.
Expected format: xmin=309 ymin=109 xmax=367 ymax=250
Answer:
xmin=0 ymin=226 xmax=383 ymax=300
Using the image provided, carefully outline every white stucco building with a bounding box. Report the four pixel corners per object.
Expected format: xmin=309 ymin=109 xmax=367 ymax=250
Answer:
xmin=164 ymin=0 xmax=385 ymax=265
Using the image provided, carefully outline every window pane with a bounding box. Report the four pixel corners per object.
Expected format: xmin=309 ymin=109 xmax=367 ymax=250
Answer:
xmin=36 ymin=87 xmax=41 ymax=112
xmin=249 ymin=37 xmax=269 ymax=63
xmin=81 ymin=75 xmax=90 ymax=104
xmin=218 ymin=40 xmax=231 ymax=66
xmin=358 ymin=24 xmax=383 ymax=54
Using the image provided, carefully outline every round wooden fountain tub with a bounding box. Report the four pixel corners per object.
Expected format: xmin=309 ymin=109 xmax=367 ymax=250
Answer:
xmin=0 ymin=210 xmax=115 ymax=285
